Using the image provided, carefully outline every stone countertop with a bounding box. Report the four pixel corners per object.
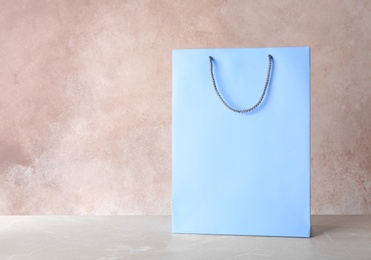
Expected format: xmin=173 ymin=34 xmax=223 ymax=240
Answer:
xmin=0 ymin=215 xmax=370 ymax=259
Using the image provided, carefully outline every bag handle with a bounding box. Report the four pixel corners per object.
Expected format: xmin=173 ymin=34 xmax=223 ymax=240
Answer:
xmin=209 ymin=54 xmax=273 ymax=113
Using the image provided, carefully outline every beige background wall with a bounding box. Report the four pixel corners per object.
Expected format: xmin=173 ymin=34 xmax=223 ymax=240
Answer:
xmin=0 ymin=0 xmax=370 ymax=215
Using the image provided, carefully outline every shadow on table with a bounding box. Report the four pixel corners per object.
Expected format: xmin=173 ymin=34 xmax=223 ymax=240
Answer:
xmin=311 ymin=225 xmax=339 ymax=238
xmin=310 ymin=215 xmax=369 ymax=238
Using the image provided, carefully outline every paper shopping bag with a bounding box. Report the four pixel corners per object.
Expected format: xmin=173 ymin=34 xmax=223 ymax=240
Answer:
xmin=172 ymin=47 xmax=311 ymax=237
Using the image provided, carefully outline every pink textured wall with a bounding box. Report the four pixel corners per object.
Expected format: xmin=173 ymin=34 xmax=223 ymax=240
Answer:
xmin=0 ymin=0 xmax=370 ymax=214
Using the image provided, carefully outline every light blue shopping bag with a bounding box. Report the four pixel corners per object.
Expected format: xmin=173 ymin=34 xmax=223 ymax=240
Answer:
xmin=172 ymin=47 xmax=311 ymax=238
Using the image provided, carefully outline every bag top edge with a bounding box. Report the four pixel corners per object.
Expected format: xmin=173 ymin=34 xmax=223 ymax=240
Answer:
xmin=172 ymin=46 xmax=310 ymax=52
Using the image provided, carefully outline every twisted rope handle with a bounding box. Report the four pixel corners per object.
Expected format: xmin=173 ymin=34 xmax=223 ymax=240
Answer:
xmin=209 ymin=54 xmax=273 ymax=113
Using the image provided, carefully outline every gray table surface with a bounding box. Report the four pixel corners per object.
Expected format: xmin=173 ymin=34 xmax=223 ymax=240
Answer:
xmin=0 ymin=215 xmax=370 ymax=259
